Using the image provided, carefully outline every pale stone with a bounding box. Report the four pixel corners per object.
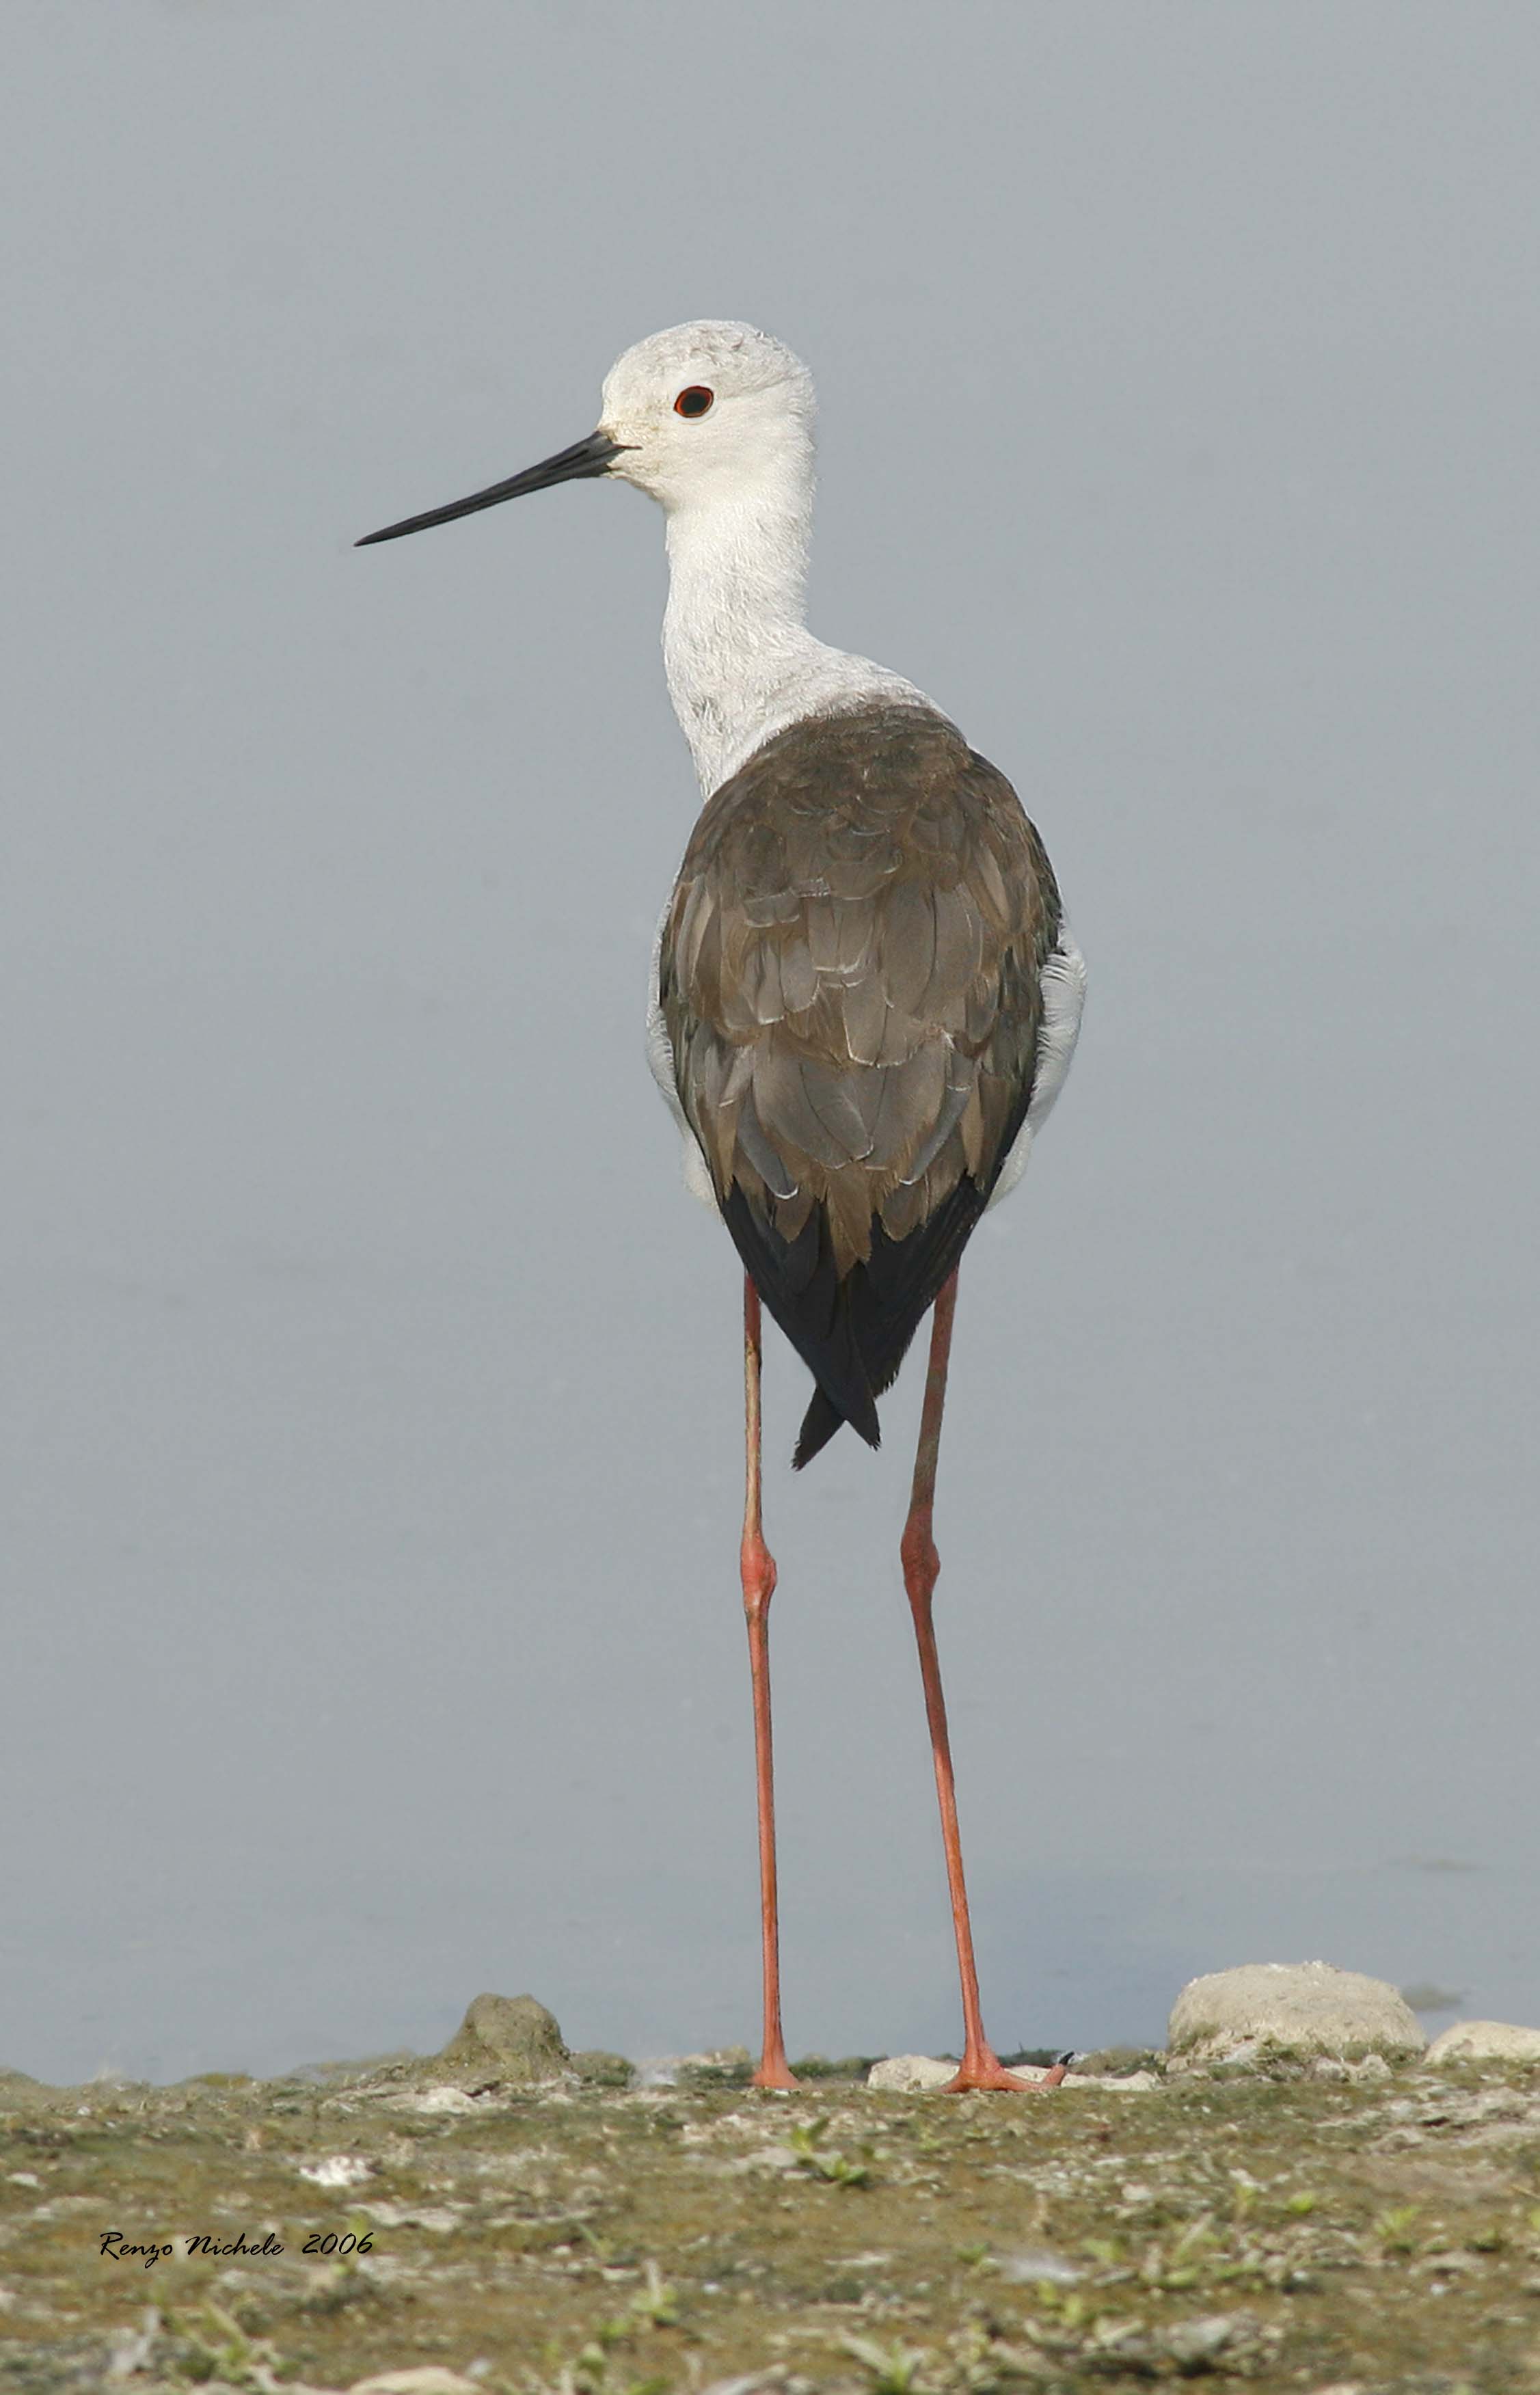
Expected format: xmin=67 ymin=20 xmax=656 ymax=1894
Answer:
xmin=383 ymin=2085 xmax=479 ymax=2114
xmin=867 ymin=2053 xmax=956 ymax=2092
xmin=297 ymin=2156 xmax=373 ymax=2189
xmin=1163 ymin=2315 xmax=1257 ymax=2368
xmin=999 ymin=2247 xmax=1082 ymax=2284
xmin=1425 ymin=2020 xmax=1540 ymax=2066
xmin=362 ymin=2201 xmax=464 ymax=2232
xmin=1308 ymin=2053 xmax=1392 ymax=2084
xmin=865 ymin=2054 xmax=1159 ymax=2093
xmin=351 ymin=2373 xmax=483 ymax=2395
xmin=1167 ymin=1962 xmax=1425 ymax=2071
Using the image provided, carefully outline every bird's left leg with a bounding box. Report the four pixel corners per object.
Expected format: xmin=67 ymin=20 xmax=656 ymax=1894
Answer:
xmin=741 ymin=1275 xmax=799 ymax=2092
xmin=901 ymin=1269 xmax=1066 ymax=2095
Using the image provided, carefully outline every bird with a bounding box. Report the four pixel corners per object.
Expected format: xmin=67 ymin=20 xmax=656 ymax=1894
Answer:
xmin=358 ymin=321 xmax=1086 ymax=2093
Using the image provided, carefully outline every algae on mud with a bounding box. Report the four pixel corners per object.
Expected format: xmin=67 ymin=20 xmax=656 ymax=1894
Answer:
xmin=3 ymin=2055 xmax=1540 ymax=2392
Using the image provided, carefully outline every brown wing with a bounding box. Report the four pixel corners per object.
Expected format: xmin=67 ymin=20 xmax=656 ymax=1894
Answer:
xmin=658 ymin=703 xmax=1062 ymax=1462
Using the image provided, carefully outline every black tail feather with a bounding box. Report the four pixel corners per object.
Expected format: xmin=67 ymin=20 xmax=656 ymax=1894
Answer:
xmin=792 ymin=1384 xmax=852 ymax=1470
xmin=723 ymin=1172 xmax=993 ymax=1466
xmin=722 ymin=1189 xmax=880 ymax=1456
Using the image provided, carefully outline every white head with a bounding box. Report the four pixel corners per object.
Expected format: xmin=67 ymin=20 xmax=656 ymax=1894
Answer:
xmin=599 ymin=320 xmax=815 ymax=513
xmin=356 ymin=318 xmax=816 ymax=545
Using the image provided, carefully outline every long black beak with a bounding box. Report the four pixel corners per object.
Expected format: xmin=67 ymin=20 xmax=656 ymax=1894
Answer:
xmin=355 ymin=430 xmax=627 ymax=547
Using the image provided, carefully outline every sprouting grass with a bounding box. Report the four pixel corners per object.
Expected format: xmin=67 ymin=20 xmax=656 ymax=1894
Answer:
xmin=784 ymin=2114 xmax=872 ymax=2186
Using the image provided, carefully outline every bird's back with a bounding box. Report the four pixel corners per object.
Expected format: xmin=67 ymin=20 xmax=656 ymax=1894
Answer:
xmin=657 ymin=703 xmax=1064 ymax=1464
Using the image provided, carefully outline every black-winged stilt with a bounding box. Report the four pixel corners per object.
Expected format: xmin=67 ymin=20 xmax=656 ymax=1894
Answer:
xmin=360 ymin=321 xmax=1085 ymax=2092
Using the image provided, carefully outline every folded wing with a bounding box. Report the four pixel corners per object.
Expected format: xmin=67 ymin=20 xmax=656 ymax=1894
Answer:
xmin=658 ymin=704 xmax=1063 ymax=1464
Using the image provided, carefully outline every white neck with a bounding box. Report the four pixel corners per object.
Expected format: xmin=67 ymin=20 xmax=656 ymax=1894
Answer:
xmin=660 ymin=469 xmax=930 ymax=795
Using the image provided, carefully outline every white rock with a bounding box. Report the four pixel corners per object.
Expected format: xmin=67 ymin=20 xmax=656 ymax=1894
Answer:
xmin=1167 ymin=1962 xmax=1425 ymax=2071
xmin=865 ymin=2054 xmax=1159 ymax=2094
xmin=382 ymin=2085 xmax=480 ymax=2114
xmin=297 ymin=2156 xmax=374 ymax=2189
xmin=867 ymin=2054 xmax=957 ymax=2092
xmin=999 ymin=2247 xmax=1082 ymax=2285
xmin=362 ymin=2202 xmax=465 ymax=2233
xmin=1426 ymin=2020 xmax=1540 ymax=2066
xmin=351 ymin=2374 xmax=483 ymax=2395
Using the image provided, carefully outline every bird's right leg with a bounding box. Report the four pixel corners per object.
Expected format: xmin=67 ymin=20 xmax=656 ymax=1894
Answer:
xmin=741 ymin=1275 xmax=799 ymax=2092
xmin=901 ymin=1270 xmax=1065 ymax=2094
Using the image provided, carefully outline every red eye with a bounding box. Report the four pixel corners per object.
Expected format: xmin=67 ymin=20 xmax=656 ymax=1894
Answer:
xmin=674 ymin=385 xmax=714 ymax=418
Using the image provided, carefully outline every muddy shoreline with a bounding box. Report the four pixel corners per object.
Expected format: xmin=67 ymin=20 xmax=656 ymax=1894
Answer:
xmin=3 ymin=2037 xmax=1539 ymax=2394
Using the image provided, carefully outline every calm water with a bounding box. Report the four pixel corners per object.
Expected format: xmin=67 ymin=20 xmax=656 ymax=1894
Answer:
xmin=4 ymin=1855 xmax=1528 ymax=2085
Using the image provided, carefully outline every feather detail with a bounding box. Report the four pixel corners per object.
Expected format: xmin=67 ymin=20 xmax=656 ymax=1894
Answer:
xmin=656 ymin=703 xmax=1067 ymax=1459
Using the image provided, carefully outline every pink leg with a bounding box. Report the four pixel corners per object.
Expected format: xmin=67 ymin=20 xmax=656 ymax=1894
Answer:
xmin=902 ymin=1271 xmax=1065 ymax=2095
xmin=741 ymin=1277 xmax=798 ymax=2092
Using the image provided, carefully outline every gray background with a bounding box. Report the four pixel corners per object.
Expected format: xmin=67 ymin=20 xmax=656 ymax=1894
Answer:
xmin=3 ymin=0 xmax=1536 ymax=2085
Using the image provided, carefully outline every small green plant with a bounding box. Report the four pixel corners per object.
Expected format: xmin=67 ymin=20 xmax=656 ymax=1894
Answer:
xmin=1376 ymin=2204 xmax=1421 ymax=2254
xmin=630 ymin=2260 xmax=678 ymax=2328
xmin=1286 ymin=2191 xmax=1317 ymax=2215
xmin=1134 ymin=2213 xmax=1220 ymax=2291
xmin=564 ymin=2338 xmax=671 ymax=2395
xmin=159 ymin=2301 xmax=288 ymax=2391
xmin=943 ymin=2319 xmax=1008 ymax=2392
xmin=1029 ymin=2282 xmax=1092 ymax=2331
xmin=785 ymin=2115 xmax=871 ymax=2187
xmin=841 ymin=2333 xmax=933 ymax=2393
xmin=548 ymin=2258 xmax=680 ymax=2395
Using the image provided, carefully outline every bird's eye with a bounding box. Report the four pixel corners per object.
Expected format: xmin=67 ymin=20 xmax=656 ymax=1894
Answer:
xmin=674 ymin=385 xmax=714 ymax=418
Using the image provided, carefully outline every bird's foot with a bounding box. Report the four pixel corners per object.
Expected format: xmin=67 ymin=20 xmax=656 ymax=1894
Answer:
xmin=945 ymin=2044 xmax=1069 ymax=2094
xmin=751 ymin=2051 xmax=802 ymax=2092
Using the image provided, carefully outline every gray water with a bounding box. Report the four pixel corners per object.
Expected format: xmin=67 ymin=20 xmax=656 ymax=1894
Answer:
xmin=2 ymin=1852 xmax=1524 ymax=2087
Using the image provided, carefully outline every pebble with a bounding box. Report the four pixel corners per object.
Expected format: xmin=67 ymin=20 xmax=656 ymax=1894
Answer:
xmin=999 ymin=2247 xmax=1082 ymax=2284
xmin=865 ymin=2055 xmax=1160 ymax=2093
xmin=866 ymin=2055 xmax=956 ymax=2093
xmin=298 ymin=2155 xmax=374 ymax=2189
xmin=1163 ymin=2314 xmax=1262 ymax=2367
xmin=1167 ymin=1961 xmax=1426 ymax=2071
xmin=1425 ymin=2019 xmax=1540 ymax=2065
xmin=350 ymin=2373 xmax=484 ymax=2395
xmin=383 ymin=2085 xmax=481 ymax=2114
